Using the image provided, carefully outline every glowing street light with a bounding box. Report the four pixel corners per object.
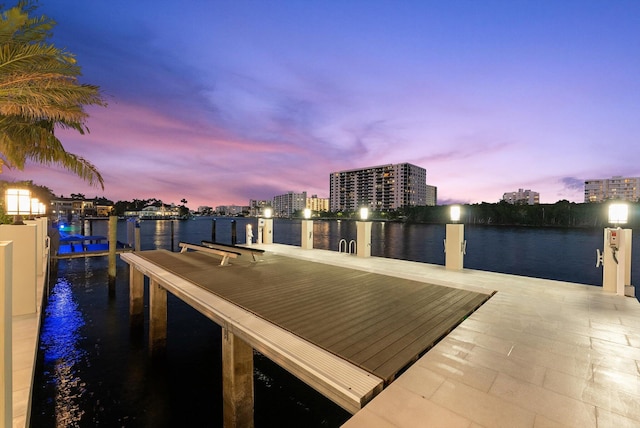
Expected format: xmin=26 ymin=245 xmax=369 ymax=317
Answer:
xmin=30 ymin=198 xmax=40 ymax=216
xmin=5 ymin=188 xmax=31 ymax=224
xmin=359 ymin=207 xmax=369 ymax=221
xmin=445 ymin=205 xmax=466 ymax=270
xmin=608 ymin=203 xmax=628 ymax=227
xmin=301 ymin=208 xmax=313 ymax=249
xmin=450 ymin=205 xmax=461 ymax=223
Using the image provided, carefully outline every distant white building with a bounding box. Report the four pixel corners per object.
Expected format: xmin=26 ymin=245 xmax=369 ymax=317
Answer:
xmin=329 ymin=163 xmax=429 ymax=212
xmin=249 ymin=200 xmax=271 ymax=217
xmin=425 ymin=185 xmax=437 ymax=206
xmin=306 ymin=195 xmax=329 ymax=212
xmin=584 ymin=176 xmax=640 ymax=202
xmin=197 ymin=205 xmax=212 ymax=214
xmin=125 ymin=204 xmax=181 ymax=218
xmin=215 ymin=205 xmax=248 ymax=216
xmin=502 ymin=189 xmax=539 ymax=205
xmin=273 ymin=191 xmax=307 ymax=218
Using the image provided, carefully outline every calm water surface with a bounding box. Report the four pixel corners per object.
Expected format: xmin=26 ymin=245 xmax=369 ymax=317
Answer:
xmin=31 ymin=217 xmax=639 ymax=427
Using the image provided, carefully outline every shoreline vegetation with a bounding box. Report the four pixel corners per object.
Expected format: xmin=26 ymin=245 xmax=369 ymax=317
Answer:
xmin=145 ymin=200 xmax=638 ymax=230
xmin=400 ymin=201 xmax=640 ymax=229
xmin=2 ymin=180 xmax=638 ymax=229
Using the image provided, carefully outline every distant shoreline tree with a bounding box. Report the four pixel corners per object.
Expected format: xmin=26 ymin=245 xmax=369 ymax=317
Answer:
xmin=0 ymin=1 xmax=106 ymax=188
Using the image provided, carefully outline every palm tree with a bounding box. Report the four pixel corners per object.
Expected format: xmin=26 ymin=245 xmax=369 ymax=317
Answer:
xmin=0 ymin=1 xmax=106 ymax=188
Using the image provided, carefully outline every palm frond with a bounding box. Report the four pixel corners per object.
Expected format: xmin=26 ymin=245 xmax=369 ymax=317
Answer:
xmin=0 ymin=116 xmax=104 ymax=188
xmin=0 ymin=1 xmax=107 ymax=189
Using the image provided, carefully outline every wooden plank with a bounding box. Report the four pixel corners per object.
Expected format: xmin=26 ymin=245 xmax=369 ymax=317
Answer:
xmin=120 ymin=252 xmax=383 ymax=413
xmin=316 ymin=284 xmax=452 ymax=345
xmin=130 ymin=249 xmax=492 ymax=384
xmin=358 ymin=292 xmax=489 ymax=379
xmin=371 ymin=293 xmax=490 ymax=380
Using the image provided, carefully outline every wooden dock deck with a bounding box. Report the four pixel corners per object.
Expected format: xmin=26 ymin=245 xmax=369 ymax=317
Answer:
xmin=133 ymin=249 xmax=492 ymax=384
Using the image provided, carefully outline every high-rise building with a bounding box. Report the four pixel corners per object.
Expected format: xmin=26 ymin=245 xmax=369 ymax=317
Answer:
xmin=306 ymin=195 xmax=329 ymax=212
xmin=215 ymin=205 xmax=248 ymax=216
xmin=329 ymin=163 xmax=429 ymax=212
xmin=426 ymin=185 xmax=437 ymax=206
xmin=502 ymin=189 xmax=539 ymax=205
xmin=249 ymin=200 xmax=271 ymax=217
xmin=273 ymin=191 xmax=307 ymax=218
xmin=584 ymin=176 xmax=640 ymax=202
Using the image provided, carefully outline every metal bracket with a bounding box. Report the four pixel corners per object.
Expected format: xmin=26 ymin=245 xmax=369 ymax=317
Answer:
xmin=595 ymin=248 xmax=603 ymax=268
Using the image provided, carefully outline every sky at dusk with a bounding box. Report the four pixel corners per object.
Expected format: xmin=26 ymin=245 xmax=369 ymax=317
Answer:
xmin=4 ymin=0 xmax=640 ymax=208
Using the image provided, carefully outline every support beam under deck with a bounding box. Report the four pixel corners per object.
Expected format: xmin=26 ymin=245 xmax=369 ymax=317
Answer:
xmin=222 ymin=330 xmax=254 ymax=428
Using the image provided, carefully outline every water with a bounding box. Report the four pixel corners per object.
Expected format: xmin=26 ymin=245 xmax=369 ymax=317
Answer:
xmin=31 ymin=218 xmax=639 ymax=427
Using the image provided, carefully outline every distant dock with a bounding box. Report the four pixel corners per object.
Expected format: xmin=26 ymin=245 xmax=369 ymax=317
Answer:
xmin=52 ymin=233 xmax=132 ymax=260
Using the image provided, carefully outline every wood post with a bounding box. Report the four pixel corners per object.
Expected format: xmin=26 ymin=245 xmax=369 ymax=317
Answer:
xmin=149 ymin=278 xmax=167 ymax=355
xmin=222 ymin=330 xmax=254 ymax=428
xmin=108 ymin=216 xmax=117 ymax=295
xmin=129 ymin=267 xmax=144 ymax=330
xmin=129 ymin=261 xmax=256 ymax=425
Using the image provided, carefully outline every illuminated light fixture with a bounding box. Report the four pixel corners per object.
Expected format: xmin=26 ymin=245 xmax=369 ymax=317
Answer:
xmin=263 ymin=207 xmax=272 ymax=218
xmin=31 ymin=198 xmax=40 ymax=216
xmin=450 ymin=205 xmax=461 ymax=223
xmin=5 ymin=188 xmax=31 ymax=224
xmin=359 ymin=207 xmax=369 ymax=221
xmin=609 ymin=203 xmax=628 ymax=226
xmin=303 ymin=208 xmax=311 ymax=219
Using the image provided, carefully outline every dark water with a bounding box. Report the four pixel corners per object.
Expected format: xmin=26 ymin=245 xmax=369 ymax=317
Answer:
xmin=30 ymin=218 xmax=639 ymax=427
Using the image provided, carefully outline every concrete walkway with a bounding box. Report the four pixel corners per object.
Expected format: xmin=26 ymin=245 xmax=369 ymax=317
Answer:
xmin=258 ymin=244 xmax=640 ymax=428
xmin=12 ymin=271 xmax=45 ymax=428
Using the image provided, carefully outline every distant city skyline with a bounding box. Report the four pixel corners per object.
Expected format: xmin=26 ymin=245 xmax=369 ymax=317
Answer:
xmin=4 ymin=1 xmax=640 ymax=209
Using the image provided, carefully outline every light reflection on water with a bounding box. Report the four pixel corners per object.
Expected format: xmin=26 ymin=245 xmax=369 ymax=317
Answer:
xmin=41 ymin=277 xmax=87 ymax=427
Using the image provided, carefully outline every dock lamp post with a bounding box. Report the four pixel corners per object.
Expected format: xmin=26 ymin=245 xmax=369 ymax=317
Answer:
xmin=1 ymin=188 xmax=38 ymax=316
xmin=301 ymin=208 xmax=313 ymax=250
xmin=598 ymin=202 xmax=633 ymax=296
xmin=445 ymin=205 xmax=466 ymax=270
xmin=356 ymin=207 xmax=371 ymax=257
xmin=4 ymin=188 xmax=32 ymax=225
xmin=30 ymin=198 xmax=41 ymax=219
xmin=258 ymin=207 xmax=273 ymax=245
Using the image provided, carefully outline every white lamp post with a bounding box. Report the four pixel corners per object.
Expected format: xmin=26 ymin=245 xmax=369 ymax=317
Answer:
xmin=30 ymin=198 xmax=40 ymax=218
xmin=445 ymin=205 xmax=466 ymax=270
xmin=258 ymin=207 xmax=273 ymax=244
xmin=450 ymin=205 xmax=461 ymax=223
xmin=301 ymin=208 xmax=313 ymax=250
xmin=356 ymin=206 xmax=371 ymax=257
xmin=609 ymin=203 xmax=628 ymax=226
xmin=600 ymin=202 xmax=633 ymax=296
xmin=5 ymin=188 xmax=31 ymax=225
xmin=1 ymin=188 xmax=38 ymax=315
xmin=245 ymin=224 xmax=253 ymax=246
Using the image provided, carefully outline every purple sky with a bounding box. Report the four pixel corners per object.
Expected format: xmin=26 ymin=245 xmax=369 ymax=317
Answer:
xmin=5 ymin=1 xmax=640 ymax=208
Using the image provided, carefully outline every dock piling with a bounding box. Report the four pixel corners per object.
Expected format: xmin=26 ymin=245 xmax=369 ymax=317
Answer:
xmin=129 ymin=267 xmax=144 ymax=331
xmin=149 ymin=278 xmax=167 ymax=355
xmin=222 ymin=330 xmax=254 ymax=428
xmin=108 ymin=216 xmax=117 ymax=295
xmin=231 ymin=220 xmax=237 ymax=245
xmin=171 ymin=220 xmax=175 ymax=252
